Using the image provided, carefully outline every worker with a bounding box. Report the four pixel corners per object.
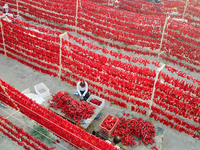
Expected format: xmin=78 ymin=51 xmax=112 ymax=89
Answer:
xmin=155 ymin=0 xmax=161 ymax=3
xmin=74 ymin=81 xmax=90 ymax=101
xmin=0 ymin=101 xmax=7 ymax=108
xmin=106 ymin=136 xmax=121 ymax=149
xmin=2 ymin=4 xmax=13 ymax=14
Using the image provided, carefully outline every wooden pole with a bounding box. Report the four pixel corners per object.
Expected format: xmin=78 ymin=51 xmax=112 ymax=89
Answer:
xmin=0 ymin=22 xmax=7 ymax=58
xmin=58 ymin=36 xmax=63 ymax=83
xmin=182 ymin=0 xmax=189 ymax=20
xmin=75 ymin=0 xmax=79 ymax=37
xmin=157 ymin=16 xmax=170 ymax=62
xmin=6 ymin=110 xmax=19 ymax=119
xmin=163 ymin=22 xmax=171 ymax=57
xmin=59 ymin=32 xmax=71 ymax=83
xmin=0 ymin=83 xmax=20 ymax=111
xmin=147 ymin=64 xmax=165 ymax=121
xmin=0 ymin=14 xmax=6 ymax=19
xmin=16 ymin=0 xmax=19 ymax=16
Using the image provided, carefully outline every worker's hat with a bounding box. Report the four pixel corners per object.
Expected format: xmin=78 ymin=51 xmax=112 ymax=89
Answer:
xmin=3 ymin=4 xmax=9 ymax=9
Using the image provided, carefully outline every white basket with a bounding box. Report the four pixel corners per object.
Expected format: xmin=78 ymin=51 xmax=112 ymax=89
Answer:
xmin=25 ymin=93 xmax=45 ymax=105
xmin=34 ymin=83 xmax=51 ymax=100
xmin=87 ymin=95 xmax=105 ymax=110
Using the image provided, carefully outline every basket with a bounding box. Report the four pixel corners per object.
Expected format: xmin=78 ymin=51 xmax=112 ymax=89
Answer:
xmin=87 ymin=95 xmax=105 ymax=110
xmin=34 ymin=83 xmax=51 ymax=100
xmin=25 ymin=93 xmax=45 ymax=104
xmin=99 ymin=114 xmax=118 ymax=138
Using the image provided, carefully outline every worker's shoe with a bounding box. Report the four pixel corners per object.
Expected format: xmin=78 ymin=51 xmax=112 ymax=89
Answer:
xmin=73 ymin=92 xmax=79 ymax=96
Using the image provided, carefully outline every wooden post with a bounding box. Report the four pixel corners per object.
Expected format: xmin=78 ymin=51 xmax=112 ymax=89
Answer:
xmin=157 ymin=16 xmax=170 ymax=62
xmin=75 ymin=0 xmax=79 ymax=37
xmin=182 ymin=0 xmax=189 ymax=20
xmin=59 ymin=32 xmax=71 ymax=83
xmin=0 ymin=21 xmax=7 ymax=58
xmin=16 ymin=0 xmax=19 ymax=16
xmin=147 ymin=63 xmax=165 ymax=121
xmin=163 ymin=22 xmax=171 ymax=56
xmin=58 ymin=35 xmax=63 ymax=83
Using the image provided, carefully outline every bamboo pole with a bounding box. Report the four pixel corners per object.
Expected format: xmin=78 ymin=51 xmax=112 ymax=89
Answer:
xmin=182 ymin=0 xmax=189 ymax=20
xmin=75 ymin=0 xmax=79 ymax=37
xmin=147 ymin=64 xmax=165 ymax=121
xmin=0 ymin=22 xmax=7 ymax=58
xmin=157 ymin=16 xmax=170 ymax=62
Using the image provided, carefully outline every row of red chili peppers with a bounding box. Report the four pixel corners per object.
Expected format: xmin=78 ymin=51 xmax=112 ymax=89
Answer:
xmin=0 ymin=115 xmax=53 ymax=150
xmin=7 ymin=11 xmax=200 ymax=74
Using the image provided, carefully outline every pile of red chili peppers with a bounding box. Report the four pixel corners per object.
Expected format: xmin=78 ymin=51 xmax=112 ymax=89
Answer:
xmin=112 ymin=115 xmax=156 ymax=146
xmin=49 ymin=91 xmax=96 ymax=124
xmin=90 ymin=99 xmax=102 ymax=106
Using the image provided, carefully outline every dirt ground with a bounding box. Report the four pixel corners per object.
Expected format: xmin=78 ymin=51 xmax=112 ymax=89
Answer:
xmin=0 ymin=49 xmax=200 ymax=150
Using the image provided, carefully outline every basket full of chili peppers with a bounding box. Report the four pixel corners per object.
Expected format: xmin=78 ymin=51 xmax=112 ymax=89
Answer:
xmin=99 ymin=114 xmax=118 ymax=138
xmin=87 ymin=95 xmax=105 ymax=110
